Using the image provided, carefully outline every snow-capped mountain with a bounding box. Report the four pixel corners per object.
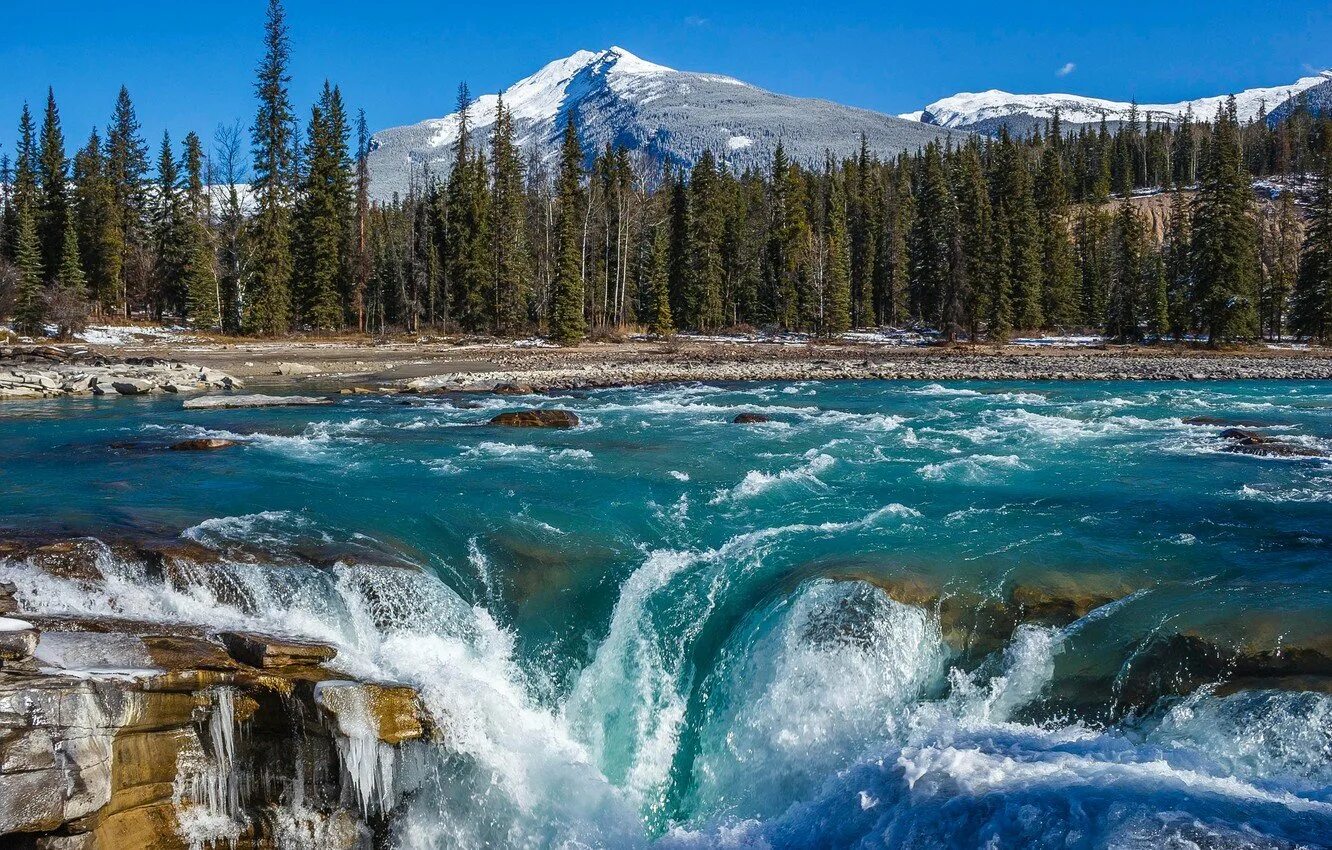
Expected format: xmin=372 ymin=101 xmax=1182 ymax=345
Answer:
xmin=909 ymin=70 xmax=1332 ymax=135
xmin=367 ymin=47 xmax=958 ymax=200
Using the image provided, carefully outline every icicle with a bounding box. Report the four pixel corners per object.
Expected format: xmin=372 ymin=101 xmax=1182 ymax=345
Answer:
xmin=315 ymin=681 xmax=398 ymax=817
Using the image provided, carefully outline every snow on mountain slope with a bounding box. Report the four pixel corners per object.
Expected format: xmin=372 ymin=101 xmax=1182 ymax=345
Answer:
xmin=367 ymin=47 xmax=958 ymax=201
xmin=913 ymin=70 xmax=1332 ymax=133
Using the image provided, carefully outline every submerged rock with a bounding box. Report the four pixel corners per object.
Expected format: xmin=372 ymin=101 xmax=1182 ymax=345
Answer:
xmin=182 ymin=394 xmax=333 ymax=410
xmin=1182 ymin=416 xmax=1272 ymax=427
xmin=733 ymin=413 xmax=771 ymax=424
xmin=488 ymin=409 xmax=579 ymax=428
xmin=1223 ymin=441 xmax=1329 ymax=458
xmin=169 ymin=438 xmax=239 ymax=451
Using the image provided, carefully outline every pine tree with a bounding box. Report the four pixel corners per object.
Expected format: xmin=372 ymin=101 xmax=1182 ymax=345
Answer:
xmin=294 ymin=102 xmax=345 ymax=330
xmin=181 ymin=132 xmax=219 ymax=329
xmin=1292 ymin=136 xmax=1332 ymax=341
xmin=72 ymin=128 xmax=119 ymax=312
xmin=1192 ymin=99 xmax=1258 ymax=343
xmin=245 ymin=0 xmax=296 ymax=334
xmin=952 ymin=141 xmax=992 ymax=340
xmin=645 ymin=223 xmax=674 ymax=337
xmin=1258 ymin=190 xmax=1300 ymax=340
xmin=992 ymin=131 xmax=1043 ymax=330
xmin=1107 ymin=198 xmax=1145 ymax=341
xmin=1035 ymin=125 xmax=1079 ymax=328
xmin=688 ymin=150 xmax=725 ymax=331
xmin=666 ymin=169 xmax=692 ymax=323
xmin=550 ymin=117 xmax=586 ymax=345
xmin=13 ymin=209 xmax=45 ymax=335
xmin=353 ymin=110 xmax=371 ymax=331
xmin=910 ymin=142 xmax=953 ymax=329
xmin=821 ymin=162 xmax=852 ymax=336
xmin=54 ymin=216 xmax=87 ymax=298
xmin=105 ymin=87 xmax=148 ymax=316
xmin=445 ymin=83 xmax=490 ymax=330
xmin=489 ymin=96 xmax=531 ymax=334
xmin=849 ymin=134 xmax=878 ymax=327
xmin=36 ymin=89 xmax=68 ymax=273
xmin=10 ymin=105 xmax=39 ymax=240
xmin=878 ymin=160 xmax=913 ymax=326
xmin=152 ymin=132 xmax=187 ymax=318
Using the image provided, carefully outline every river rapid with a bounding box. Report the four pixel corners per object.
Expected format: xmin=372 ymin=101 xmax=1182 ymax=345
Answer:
xmin=2 ymin=380 xmax=1331 ymax=849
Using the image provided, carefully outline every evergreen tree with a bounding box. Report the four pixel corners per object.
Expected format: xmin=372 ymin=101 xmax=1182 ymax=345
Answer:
xmin=294 ymin=101 xmax=345 ymax=330
xmin=1191 ymin=99 xmax=1258 ymax=343
xmin=152 ymin=132 xmax=187 ymax=318
xmin=1107 ymin=198 xmax=1145 ymax=341
xmin=1163 ymin=188 xmax=1193 ymax=338
xmin=645 ymin=223 xmax=674 ymax=336
xmin=10 ymin=105 xmax=38 ymax=238
xmin=688 ymin=150 xmax=725 ymax=331
xmin=444 ymin=83 xmax=490 ymax=329
xmin=991 ymin=131 xmax=1043 ymax=329
xmin=72 ymin=129 xmax=118 ymax=312
xmin=1035 ymin=125 xmax=1079 ymax=328
xmin=12 ymin=208 xmax=45 ymax=335
xmin=667 ymin=169 xmax=693 ymax=324
xmin=821 ymin=166 xmax=853 ymax=337
xmin=849 ymin=134 xmax=878 ymax=327
xmin=910 ymin=143 xmax=953 ymax=329
xmin=1258 ymin=190 xmax=1300 ymax=340
xmin=1292 ymin=137 xmax=1332 ymax=340
xmin=105 ymin=87 xmax=148 ymax=316
xmin=550 ymin=117 xmax=586 ymax=344
xmin=489 ymin=96 xmax=531 ymax=334
xmin=181 ymin=132 xmax=219 ymax=329
xmin=952 ymin=142 xmax=992 ymax=340
xmin=245 ymin=0 xmax=296 ymax=334
xmin=36 ymin=89 xmax=68 ymax=273
xmin=54 ymin=215 xmax=87 ymax=298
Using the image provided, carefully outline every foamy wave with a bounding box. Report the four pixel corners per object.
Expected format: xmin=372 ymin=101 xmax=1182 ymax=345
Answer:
xmin=919 ymin=453 xmax=1027 ymax=481
xmin=713 ymin=450 xmax=836 ymax=502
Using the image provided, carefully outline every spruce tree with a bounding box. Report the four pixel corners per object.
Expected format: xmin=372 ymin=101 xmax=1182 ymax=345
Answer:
xmin=11 ymin=105 xmax=38 ymax=237
xmin=294 ymin=103 xmax=344 ymax=330
xmin=54 ymin=216 xmax=87 ymax=298
xmin=849 ymin=134 xmax=878 ymax=327
xmin=550 ymin=117 xmax=586 ymax=345
xmin=445 ymin=83 xmax=490 ymax=330
xmin=72 ymin=129 xmax=118 ymax=312
xmin=489 ymin=96 xmax=531 ymax=334
xmin=246 ymin=0 xmax=296 ymax=334
xmin=992 ymin=130 xmax=1043 ymax=330
xmin=953 ymin=142 xmax=991 ymax=340
xmin=13 ymin=209 xmax=45 ymax=335
xmin=822 ymin=162 xmax=852 ymax=336
xmin=646 ymin=223 xmax=674 ymax=337
xmin=1107 ymin=198 xmax=1145 ymax=341
xmin=910 ymin=143 xmax=953 ymax=330
xmin=1163 ymin=188 xmax=1193 ymax=338
xmin=1035 ymin=127 xmax=1078 ymax=328
xmin=36 ymin=89 xmax=68 ymax=273
xmin=105 ymin=87 xmax=148 ymax=317
xmin=1292 ymin=137 xmax=1332 ymax=341
xmin=688 ymin=150 xmax=725 ymax=331
xmin=152 ymin=132 xmax=186 ymax=318
xmin=182 ymin=132 xmax=220 ymax=329
xmin=1191 ymin=99 xmax=1258 ymax=343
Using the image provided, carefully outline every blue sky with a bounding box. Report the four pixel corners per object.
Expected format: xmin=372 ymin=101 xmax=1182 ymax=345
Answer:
xmin=1 ymin=0 xmax=1328 ymax=164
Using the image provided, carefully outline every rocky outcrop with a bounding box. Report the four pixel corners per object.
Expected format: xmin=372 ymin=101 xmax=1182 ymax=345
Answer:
xmin=0 ymin=346 xmax=241 ymax=399
xmin=1215 ymin=427 xmax=1329 ymax=458
xmin=0 ymin=543 xmax=435 ymax=849
xmin=182 ymin=395 xmax=333 ymax=410
xmin=732 ymin=413 xmax=770 ymax=424
xmin=488 ymin=409 xmax=580 ymax=428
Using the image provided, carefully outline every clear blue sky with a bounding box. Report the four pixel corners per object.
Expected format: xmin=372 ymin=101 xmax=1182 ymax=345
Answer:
xmin=1 ymin=0 xmax=1328 ymax=166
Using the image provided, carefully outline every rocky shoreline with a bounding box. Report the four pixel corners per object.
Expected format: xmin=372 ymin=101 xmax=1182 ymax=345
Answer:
xmin=0 ymin=345 xmax=241 ymax=399
xmin=402 ymin=348 xmax=1332 ymax=393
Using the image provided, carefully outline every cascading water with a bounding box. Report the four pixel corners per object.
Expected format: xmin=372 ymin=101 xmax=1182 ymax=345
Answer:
xmin=3 ymin=380 xmax=1332 ymax=848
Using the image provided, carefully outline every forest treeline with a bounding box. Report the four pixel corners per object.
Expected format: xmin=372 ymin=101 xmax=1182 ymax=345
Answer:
xmin=2 ymin=0 xmax=1332 ymax=345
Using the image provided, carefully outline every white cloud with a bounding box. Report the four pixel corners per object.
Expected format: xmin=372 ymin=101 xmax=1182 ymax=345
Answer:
xmin=684 ymin=15 xmax=709 ymax=27
xmin=1056 ymin=62 xmax=1077 ymax=77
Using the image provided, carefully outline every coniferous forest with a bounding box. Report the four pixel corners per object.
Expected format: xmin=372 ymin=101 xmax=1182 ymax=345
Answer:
xmin=3 ymin=0 xmax=1332 ymax=346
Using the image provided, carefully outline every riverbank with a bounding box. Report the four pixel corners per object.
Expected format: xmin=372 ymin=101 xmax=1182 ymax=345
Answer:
xmin=9 ymin=334 xmax=1332 ymax=395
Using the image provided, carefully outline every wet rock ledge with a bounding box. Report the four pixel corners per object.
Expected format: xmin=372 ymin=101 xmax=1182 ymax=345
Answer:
xmin=0 ymin=345 xmax=240 ymax=398
xmin=0 ymin=574 xmax=433 ymax=849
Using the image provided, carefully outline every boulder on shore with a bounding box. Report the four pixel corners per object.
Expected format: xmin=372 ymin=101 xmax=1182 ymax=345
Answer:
xmin=489 ymin=409 xmax=579 ymax=428
xmin=182 ymin=394 xmax=333 ymax=410
xmin=169 ymin=438 xmax=239 ymax=451
xmin=111 ymin=378 xmax=155 ymax=395
xmin=733 ymin=413 xmax=770 ymax=424
xmin=276 ymin=361 xmax=321 ymax=376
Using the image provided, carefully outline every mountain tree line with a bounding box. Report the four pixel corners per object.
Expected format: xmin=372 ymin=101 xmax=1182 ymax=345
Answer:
xmin=3 ymin=1 xmax=1332 ymax=345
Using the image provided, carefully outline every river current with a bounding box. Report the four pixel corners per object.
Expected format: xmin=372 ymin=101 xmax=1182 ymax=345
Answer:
xmin=2 ymin=380 xmax=1331 ymax=848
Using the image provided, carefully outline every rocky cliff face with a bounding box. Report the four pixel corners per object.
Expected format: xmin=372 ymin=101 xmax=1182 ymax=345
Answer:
xmin=0 ymin=542 xmax=434 ymax=850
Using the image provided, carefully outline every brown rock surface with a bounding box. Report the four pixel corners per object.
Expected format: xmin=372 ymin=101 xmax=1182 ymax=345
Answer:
xmin=488 ymin=409 xmax=579 ymax=428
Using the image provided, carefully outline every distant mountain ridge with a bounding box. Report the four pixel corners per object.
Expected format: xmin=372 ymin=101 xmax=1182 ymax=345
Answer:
xmin=907 ymin=70 xmax=1332 ymax=134
xmin=366 ymin=47 xmax=959 ymax=201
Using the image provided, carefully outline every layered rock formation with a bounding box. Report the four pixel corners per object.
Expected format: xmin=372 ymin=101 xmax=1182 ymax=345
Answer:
xmin=0 ymin=540 xmax=435 ymax=850
xmin=0 ymin=346 xmax=240 ymax=399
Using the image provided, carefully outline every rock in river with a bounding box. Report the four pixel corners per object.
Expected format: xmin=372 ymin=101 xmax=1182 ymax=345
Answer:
xmin=169 ymin=438 xmax=239 ymax=451
xmin=733 ymin=413 xmax=770 ymax=424
xmin=489 ymin=409 xmax=579 ymax=428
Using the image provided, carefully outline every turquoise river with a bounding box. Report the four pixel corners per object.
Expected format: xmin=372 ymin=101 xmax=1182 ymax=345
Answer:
xmin=2 ymin=380 xmax=1332 ymax=848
